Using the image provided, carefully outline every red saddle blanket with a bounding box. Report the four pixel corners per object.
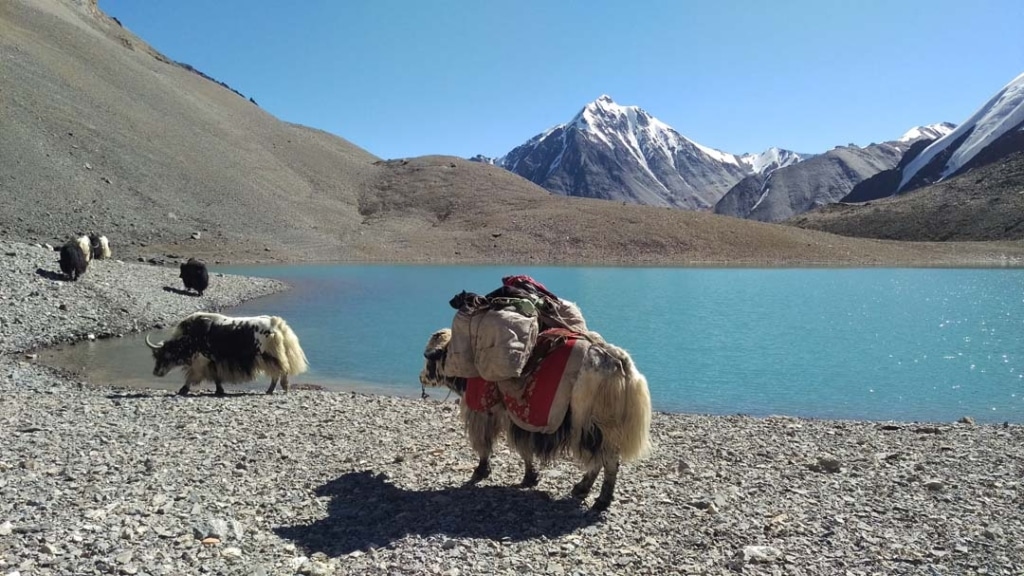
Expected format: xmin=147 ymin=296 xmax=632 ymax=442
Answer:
xmin=463 ymin=329 xmax=586 ymax=433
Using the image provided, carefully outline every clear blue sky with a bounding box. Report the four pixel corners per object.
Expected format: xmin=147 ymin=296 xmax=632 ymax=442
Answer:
xmin=100 ymin=0 xmax=1022 ymax=159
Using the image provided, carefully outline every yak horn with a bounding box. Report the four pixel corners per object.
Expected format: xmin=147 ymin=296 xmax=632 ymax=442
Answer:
xmin=145 ymin=334 xmax=164 ymax=349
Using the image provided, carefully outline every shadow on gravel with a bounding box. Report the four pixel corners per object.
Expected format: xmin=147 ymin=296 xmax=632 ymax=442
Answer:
xmin=106 ymin=391 xmax=258 ymax=400
xmin=161 ymin=286 xmax=198 ymax=297
xmin=35 ymin=268 xmax=68 ymax=281
xmin=275 ymin=470 xmax=601 ymax=555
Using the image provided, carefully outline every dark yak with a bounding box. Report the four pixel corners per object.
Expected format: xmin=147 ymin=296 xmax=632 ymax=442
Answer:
xmin=58 ymin=241 xmax=88 ymax=281
xmin=179 ymin=258 xmax=209 ymax=296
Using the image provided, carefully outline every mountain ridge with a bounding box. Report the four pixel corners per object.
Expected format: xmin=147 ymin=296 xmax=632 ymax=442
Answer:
xmin=789 ymin=71 xmax=1024 ymax=242
xmin=476 ymin=95 xmax=807 ymax=210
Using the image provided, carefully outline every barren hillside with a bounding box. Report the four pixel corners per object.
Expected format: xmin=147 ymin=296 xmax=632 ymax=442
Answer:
xmin=788 ymin=151 xmax=1024 ymax=242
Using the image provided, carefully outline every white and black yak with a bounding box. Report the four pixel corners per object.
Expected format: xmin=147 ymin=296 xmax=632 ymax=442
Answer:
xmin=179 ymin=258 xmax=209 ymax=296
xmin=146 ymin=312 xmax=309 ymax=396
xmin=88 ymin=234 xmax=111 ymax=260
xmin=419 ymin=327 xmax=652 ymax=511
xmin=71 ymin=233 xmax=110 ymax=262
xmin=58 ymin=241 xmax=88 ymax=281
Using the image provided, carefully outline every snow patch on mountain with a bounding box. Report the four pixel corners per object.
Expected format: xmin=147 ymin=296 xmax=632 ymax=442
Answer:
xmin=898 ymin=122 xmax=956 ymax=143
xmin=899 ymin=73 xmax=1024 ymax=191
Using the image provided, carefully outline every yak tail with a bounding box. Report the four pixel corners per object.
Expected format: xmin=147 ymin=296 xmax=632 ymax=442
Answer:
xmin=571 ymin=340 xmax=652 ymax=464
xmin=269 ymin=316 xmax=309 ymax=375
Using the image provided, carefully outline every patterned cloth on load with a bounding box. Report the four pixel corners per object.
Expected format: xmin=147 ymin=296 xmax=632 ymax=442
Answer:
xmin=464 ymin=328 xmax=587 ymax=434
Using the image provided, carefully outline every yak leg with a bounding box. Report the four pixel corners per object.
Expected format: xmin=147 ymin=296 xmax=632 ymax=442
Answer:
xmin=281 ymin=374 xmax=290 ymax=393
xmin=464 ymin=410 xmax=500 ymax=485
xmin=266 ymin=377 xmax=278 ymax=395
xmin=177 ymin=379 xmax=197 ymax=396
xmin=591 ymin=457 xmax=621 ymax=512
xmin=571 ymin=467 xmax=600 ymax=500
xmin=214 ymin=380 xmax=226 ymax=396
xmin=519 ymin=452 xmax=540 ymax=488
xmin=469 ymin=458 xmax=491 ymax=485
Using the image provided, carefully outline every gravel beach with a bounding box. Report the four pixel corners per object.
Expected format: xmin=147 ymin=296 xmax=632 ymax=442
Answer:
xmin=2 ymin=240 xmax=1023 ymax=576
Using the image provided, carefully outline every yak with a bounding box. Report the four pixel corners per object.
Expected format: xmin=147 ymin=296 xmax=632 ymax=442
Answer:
xmin=179 ymin=258 xmax=209 ymax=296
xmin=420 ymin=327 xmax=652 ymax=512
xmin=89 ymin=234 xmax=111 ymax=260
xmin=146 ymin=312 xmax=309 ymax=396
xmin=59 ymin=241 xmax=88 ymax=281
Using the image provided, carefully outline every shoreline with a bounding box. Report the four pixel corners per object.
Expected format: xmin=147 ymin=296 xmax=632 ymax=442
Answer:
xmin=3 ymin=239 xmax=1024 ymax=575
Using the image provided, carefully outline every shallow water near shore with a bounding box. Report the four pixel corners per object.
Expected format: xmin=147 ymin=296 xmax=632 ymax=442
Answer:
xmin=48 ymin=264 xmax=1024 ymax=423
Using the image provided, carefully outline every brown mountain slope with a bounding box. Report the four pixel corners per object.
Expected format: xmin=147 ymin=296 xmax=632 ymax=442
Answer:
xmin=2 ymin=0 xmax=1023 ymax=267
xmin=355 ymin=156 xmax=1024 ymax=266
xmin=787 ymin=151 xmax=1024 ymax=242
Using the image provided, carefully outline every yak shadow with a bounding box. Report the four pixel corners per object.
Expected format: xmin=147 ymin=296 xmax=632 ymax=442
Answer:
xmin=36 ymin=268 xmax=68 ymax=281
xmin=162 ymin=286 xmax=198 ymax=297
xmin=274 ymin=470 xmax=602 ymax=556
xmin=106 ymin=390 xmax=259 ymax=401
xmin=106 ymin=392 xmax=166 ymax=400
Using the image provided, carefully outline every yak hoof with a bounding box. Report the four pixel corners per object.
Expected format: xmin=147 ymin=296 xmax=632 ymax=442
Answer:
xmin=571 ymin=484 xmax=592 ymax=500
xmin=176 ymin=386 xmax=190 ymax=396
xmin=591 ymin=498 xmax=612 ymax=513
xmin=520 ymin=470 xmax=540 ymax=488
xmin=466 ymin=463 xmax=491 ymax=485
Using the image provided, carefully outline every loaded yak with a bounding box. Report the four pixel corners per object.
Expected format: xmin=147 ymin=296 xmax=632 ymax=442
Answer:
xmin=179 ymin=258 xmax=209 ymax=296
xmin=420 ymin=327 xmax=652 ymax=512
xmin=146 ymin=312 xmax=309 ymax=396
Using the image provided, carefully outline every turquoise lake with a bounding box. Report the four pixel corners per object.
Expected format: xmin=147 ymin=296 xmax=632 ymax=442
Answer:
xmin=47 ymin=264 xmax=1023 ymax=424
xmin=193 ymin=264 xmax=1024 ymax=424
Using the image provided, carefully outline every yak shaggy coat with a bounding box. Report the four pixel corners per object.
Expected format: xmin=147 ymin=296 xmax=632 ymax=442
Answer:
xmin=59 ymin=241 xmax=88 ymax=280
xmin=148 ymin=312 xmax=309 ymax=395
xmin=420 ymin=327 xmax=652 ymax=511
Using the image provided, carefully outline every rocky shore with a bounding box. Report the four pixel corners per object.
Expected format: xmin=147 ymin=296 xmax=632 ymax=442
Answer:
xmin=2 ymin=240 xmax=1022 ymax=575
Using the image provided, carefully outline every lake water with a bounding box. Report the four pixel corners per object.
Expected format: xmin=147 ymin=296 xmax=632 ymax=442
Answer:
xmin=49 ymin=265 xmax=1024 ymax=423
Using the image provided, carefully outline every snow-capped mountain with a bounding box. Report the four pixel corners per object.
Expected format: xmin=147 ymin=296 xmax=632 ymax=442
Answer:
xmin=478 ymin=96 xmax=805 ymax=210
xmin=715 ymin=125 xmax=951 ymax=222
xmin=897 ymin=122 xmax=956 ymax=143
xmin=740 ymin=147 xmax=806 ymax=174
xmin=898 ymin=73 xmax=1024 ymax=192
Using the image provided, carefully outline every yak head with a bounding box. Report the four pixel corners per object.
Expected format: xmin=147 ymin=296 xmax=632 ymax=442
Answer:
xmin=419 ymin=328 xmax=453 ymax=389
xmin=145 ymin=334 xmax=184 ymax=377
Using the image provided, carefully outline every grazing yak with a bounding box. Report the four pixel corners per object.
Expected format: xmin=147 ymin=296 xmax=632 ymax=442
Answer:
xmin=58 ymin=241 xmax=88 ymax=280
xmin=420 ymin=327 xmax=652 ymax=511
xmin=146 ymin=312 xmax=309 ymax=396
xmin=179 ymin=258 xmax=209 ymax=296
